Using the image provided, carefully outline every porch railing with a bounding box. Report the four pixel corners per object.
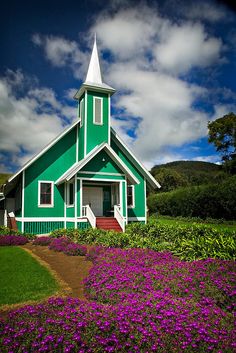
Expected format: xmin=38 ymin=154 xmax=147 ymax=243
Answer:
xmin=114 ymin=205 xmax=125 ymax=232
xmin=82 ymin=205 xmax=96 ymax=228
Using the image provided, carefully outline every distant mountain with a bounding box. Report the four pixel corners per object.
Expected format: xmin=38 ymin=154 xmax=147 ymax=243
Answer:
xmin=150 ymin=161 xmax=226 ymax=189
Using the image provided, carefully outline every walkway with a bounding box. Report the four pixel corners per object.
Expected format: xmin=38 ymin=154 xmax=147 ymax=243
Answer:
xmin=23 ymin=243 xmax=93 ymax=300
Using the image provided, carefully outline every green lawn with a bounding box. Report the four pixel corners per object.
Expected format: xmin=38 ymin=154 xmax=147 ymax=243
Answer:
xmin=0 ymin=247 xmax=59 ymax=306
xmin=157 ymin=216 xmax=236 ymax=233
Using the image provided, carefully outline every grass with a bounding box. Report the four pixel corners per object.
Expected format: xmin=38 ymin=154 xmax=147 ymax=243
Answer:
xmin=0 ymin=247 xmax=59 ymax=306
xmin=157 ymin=216 xmax=236 ymax=233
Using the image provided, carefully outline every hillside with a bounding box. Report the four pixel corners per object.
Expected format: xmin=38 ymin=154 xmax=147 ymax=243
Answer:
xmin=150 ymin=161 xmax=226 ymax=189
xmin=0 ymin=173 xmax=12 ymax=192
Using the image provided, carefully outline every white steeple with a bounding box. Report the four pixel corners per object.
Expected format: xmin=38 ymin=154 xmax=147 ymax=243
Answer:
xmin=74 ymin=35 xmax=115 ymax=100
xmin=85 ymin=34 xmax=103 ymax=85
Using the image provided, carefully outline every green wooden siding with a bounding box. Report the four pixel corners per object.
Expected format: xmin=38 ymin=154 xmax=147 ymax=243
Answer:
xmin=78 ymin=173 xmax=124 ymax=181
xmin=81 ymin=149 xmax=124 ymax=174
xmin=111 ymin=137 xmax=146 ymax=218
xmin=24 ymin=221 xmax=64 ymax=234
xmin=66 ymin=222 xmax=75 ymax=229
xmin=77 ymin=222 xmax=91 ymax=229
xmin=24 ymin=127 xmax=77 ymax=218
xmin=78 ymin=93 xmax=85 ymax=160
xmin=86 ymin=91 xmax=109 ymax=154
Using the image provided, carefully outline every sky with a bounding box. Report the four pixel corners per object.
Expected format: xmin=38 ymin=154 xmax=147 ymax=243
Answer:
xmin=0 ymin=0 xmax=236 ymax=173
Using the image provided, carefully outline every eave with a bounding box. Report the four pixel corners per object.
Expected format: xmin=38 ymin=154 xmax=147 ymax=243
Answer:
xmin=56 ymin=142 xmax=139 ymax=186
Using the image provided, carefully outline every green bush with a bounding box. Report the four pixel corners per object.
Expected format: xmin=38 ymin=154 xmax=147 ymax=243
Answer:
xmin=148 ymin=175 xmax=236 ymax=220
xmin=0 ymin=226 xmax=34 ymax=239
xmin=49 ymin=220 xmax=236 ymax=261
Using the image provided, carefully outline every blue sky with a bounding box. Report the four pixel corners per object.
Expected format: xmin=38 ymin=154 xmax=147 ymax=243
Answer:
xmin=0 ymin=0 xmax=236 ymax=173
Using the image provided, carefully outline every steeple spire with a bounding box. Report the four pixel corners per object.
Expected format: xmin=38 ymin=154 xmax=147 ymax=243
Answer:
xmin=85 ymin=34 xmax=103 ymax=84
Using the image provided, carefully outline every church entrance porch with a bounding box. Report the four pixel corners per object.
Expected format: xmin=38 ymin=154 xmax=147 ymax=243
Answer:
xmin=82 ymin=181 xmax=119 ymax=217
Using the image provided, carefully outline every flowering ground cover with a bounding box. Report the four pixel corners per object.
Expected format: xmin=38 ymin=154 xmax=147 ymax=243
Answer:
xmin=1 ymin=247 xmax=235 ymax=352
xmin=32 ymin=236 xmax=52 ymax=246
xmin=0 ymin=247 xmax=59 ymax=306
xmin=0 ymin=235 xmax=28 ymax=246
xmin=49 ymin=236 xmax=87 ymax=256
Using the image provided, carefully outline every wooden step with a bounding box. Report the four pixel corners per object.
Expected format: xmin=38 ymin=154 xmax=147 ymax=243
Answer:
xmin=96 ymin=217 xmax=122 ymax=232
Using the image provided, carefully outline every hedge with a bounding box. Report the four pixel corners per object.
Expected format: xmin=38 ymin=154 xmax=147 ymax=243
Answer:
xmin=147 ymin=175 xmax=236 ymax=220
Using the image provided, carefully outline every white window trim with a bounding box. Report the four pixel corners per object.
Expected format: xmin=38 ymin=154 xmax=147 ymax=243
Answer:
xmin=66 ymin=180 xmax=75 ymax=208
xmin=38 ymin=181 xmax=54 ymax=208
xmin=93 ymin=96 xmax=103 ymax=125
xmin=127 ymin=185 xmax=135 ymax=209
xmin=80 ymin=98 xmax=84 ymax=127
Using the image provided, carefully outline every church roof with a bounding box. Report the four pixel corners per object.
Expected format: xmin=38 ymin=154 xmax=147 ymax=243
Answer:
xmin=55 ymin=142 xmax=140 ymax=186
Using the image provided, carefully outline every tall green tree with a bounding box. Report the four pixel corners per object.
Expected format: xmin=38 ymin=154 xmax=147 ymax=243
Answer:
xmin=208 ymin=112 xmax=236 ymax=173
xmin=154 ymin=168 xmax=188 ymax=192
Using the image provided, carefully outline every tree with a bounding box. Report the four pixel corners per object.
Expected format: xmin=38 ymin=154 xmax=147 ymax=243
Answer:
xmin=208 ymin=112 xmax=236 ymax=173
xmin=154 ymin=168 xmax=188 ymax=192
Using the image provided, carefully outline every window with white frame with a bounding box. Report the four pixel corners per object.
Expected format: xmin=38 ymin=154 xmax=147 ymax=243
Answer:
xmin=38 ymin=181 xmax=54 ymax=207
xmin=93 ymin=97 xmax=103 ymax=125
xmin=80 ymin=98 xmax=84 ymax=126
xmin=66 ymin=181 xmax=74 ymax=207
xmin=127 ymin=185 xmax=135 ymax=208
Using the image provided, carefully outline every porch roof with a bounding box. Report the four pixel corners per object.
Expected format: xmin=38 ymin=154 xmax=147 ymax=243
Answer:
xmin=55 ymin=142 xmax=140 ymax=185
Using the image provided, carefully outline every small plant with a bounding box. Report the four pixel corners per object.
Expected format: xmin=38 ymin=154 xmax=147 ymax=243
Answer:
xmin=49 ymin=237 xmax=71 ymax=252
xmin=0 ymin=235 xmax=28 ymax=246
xmin=32 ymin=236 xmax=52 ymax=246
xmin=64 ymin=243 xmax=87 ymax=256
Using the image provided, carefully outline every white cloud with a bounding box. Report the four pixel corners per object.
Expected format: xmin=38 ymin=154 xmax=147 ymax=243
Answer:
xmin=89 ymin=3 xmax=231 ymax=167
xmin=0 ymin=70 xmax=76 ymax=172
xmin=4 ymin=1 xmax=233 ymax=172
xmin=32 ymin=34 xmax=88 ymax=79
xmin=154 ymin=23 xmax=222 ymax=74
xmin=180 ymin=1 xmax=230 ymax=22
xmin=191 ymin=155 xmax=221 ymax=163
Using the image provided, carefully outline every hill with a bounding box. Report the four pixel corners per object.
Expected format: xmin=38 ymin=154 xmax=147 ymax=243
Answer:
xmin=0 ymin=173 xmax=12 ymax=192
xmin=150 ymin=161 xmax=226 ymax=190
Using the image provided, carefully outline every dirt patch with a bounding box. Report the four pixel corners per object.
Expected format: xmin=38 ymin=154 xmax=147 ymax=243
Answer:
xmin=22 ymin=243 xmax=93 ymax=300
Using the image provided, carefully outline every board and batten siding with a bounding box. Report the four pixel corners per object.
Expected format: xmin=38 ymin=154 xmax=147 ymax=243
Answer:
xmin=111 ymin=137 xmax=146 ymax=220
xmin=24 ymin=126 xmax=77 ymax=218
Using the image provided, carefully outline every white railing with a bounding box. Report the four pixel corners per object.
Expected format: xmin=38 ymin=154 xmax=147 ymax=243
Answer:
xmin=82 ymin=205 xmax=96 ymax=228
xmin=4 ymin=209 xmax=7 ymax=227
xmin=114 ymin=205 xmax=125 ymax=232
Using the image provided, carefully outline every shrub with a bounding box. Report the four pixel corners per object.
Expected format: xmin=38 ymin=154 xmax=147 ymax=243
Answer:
xmin=0 ymin=235 xmax=28 ymax=246
xmin=49 ymin=237 xmax=71 ymax=252
xmin=148 ymin=175 xmax=236 ymax=220
xmin=64 ymin=243 xmax=87 ymax=256
xmin=0 ymin=226 xmax=34 ymax=240
xmin=49 ymin=221 xmax=236 ymax=261
xmin=32 ymin=236 xmax=52 ymax=246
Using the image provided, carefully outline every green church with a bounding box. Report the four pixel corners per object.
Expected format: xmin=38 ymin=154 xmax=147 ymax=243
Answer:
xmin=2 ymin=38 xmax=160 ymax=234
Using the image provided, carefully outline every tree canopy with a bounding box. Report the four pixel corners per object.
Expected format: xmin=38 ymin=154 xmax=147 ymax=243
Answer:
xmin=208 ymin=112 xmax=236 ymax=173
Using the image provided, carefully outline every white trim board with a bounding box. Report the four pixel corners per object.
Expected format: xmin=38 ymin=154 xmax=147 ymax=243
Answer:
xmin=78 ymin=171 xmax=125 ymax=176
xmin=16 ymin=217 xmax=88 ymax=222
xmin=8 ymin=119 xmax=80 ymax=183
xmin=38 ymin=181 xmax=54 ymax=208
xmin=111 ymin=128 xmax=161 ymax=189
xmin=56 ymin=142 xmax=139 ymax=186
xmin=128 ymin=217 xmax=146 ymax=221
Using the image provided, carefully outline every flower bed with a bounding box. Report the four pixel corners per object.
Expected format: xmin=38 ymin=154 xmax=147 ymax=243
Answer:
xmin=49 ymin=237 xmax=87 ymax=256
xmin=0 ymin=235 xmax=28 ymax=246
xmin=1 ymin=248 xmax=235 ymax=352
xmin=32 ymin=236 xmax=52 ymax=246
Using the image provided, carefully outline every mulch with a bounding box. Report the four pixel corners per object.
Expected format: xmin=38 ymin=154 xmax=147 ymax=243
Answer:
xmin=0 ymin=244 xmax=93 ymax=319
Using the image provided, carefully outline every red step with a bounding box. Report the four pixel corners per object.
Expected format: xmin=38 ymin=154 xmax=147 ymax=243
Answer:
xmin=96 ymin=217 xmax=122 ymax=232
